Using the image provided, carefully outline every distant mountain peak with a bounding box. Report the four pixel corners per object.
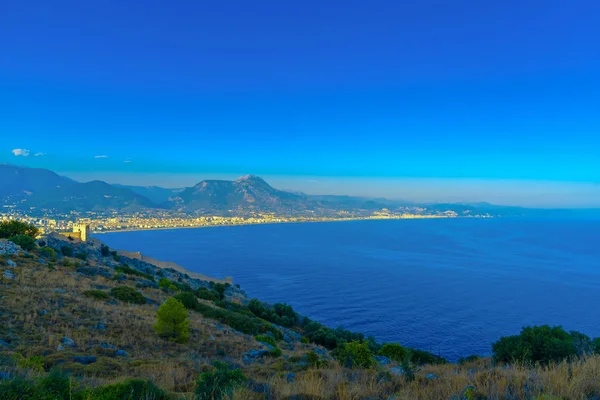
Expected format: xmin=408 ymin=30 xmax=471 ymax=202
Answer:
xmin=236 ymin=174 xmax=264 ymax=183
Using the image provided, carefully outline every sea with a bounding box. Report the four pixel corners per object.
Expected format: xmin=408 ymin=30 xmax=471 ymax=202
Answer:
xmin=97 ymin=217 xmax=600 ymax=362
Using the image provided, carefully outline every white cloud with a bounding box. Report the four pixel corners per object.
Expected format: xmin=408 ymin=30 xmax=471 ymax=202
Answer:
xmin=124 ymin=160 xmax=132 ymax=163
xmin=94 ymin=155 xmax=108 ymax=159
xmin=34 ymin=152 xmax=45 ymax=157
xmin=12 ymin=148 xmax=30 ymax=157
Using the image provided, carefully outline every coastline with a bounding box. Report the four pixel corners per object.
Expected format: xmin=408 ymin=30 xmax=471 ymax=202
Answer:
xmin=93 ymin=215 xmax=461 ymax=235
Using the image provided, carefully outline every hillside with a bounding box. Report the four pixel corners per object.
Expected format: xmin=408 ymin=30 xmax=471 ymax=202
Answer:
xmin=1 ymin=232 xmax=600 ymax=399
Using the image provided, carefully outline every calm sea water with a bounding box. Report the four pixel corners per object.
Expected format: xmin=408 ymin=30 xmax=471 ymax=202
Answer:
xmin=98 ymin=218 xmax=600 ymax=361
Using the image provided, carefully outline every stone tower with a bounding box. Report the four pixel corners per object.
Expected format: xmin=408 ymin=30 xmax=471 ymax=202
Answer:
xmin=73 ymin=223 xmax=90 ymax=242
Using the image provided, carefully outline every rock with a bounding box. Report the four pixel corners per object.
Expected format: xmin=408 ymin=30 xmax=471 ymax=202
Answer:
xmin=0 ymin=372 xmax=11 ymax=380
xmin=6 ymin=260 xmax=16 ymax=268
xmin=286 ymin=372 xmax=295 ymax=383
xmin=39 ymin=310 xmax=49 ymax=316
xmin=0 ymin=339 xmax=10 ymax=347
xmin=374 ymin=355 xmax=391 ymax=366
xmin=93 ymin=323 xmax=107 ymax=330
xmin=425 ymin=373 xmax=439 ymax=380
xmin=62 ymin=337 xmax=76 ymax=347
xmin=115 ymin=349 xmax=128 ymax=357
xmin=258 ymin=342 xmax=275 ymax=351
xmin=2 ymin=270 xmax=15 ymax=280
xmin=57 ymin=345 xmax=65 ymax=351
xmin=390 ymin=366 xmax=404 ymax=376
xmin=0 ymin=240 xmax=21 ymax=255
xmin=98 ymin=343 xmax=116 ymax=349
xmin=73 ymin=356 xmax=97 ymax=365
xmin=242 ymin=349 xmax=270 ymax=364
xmin=313 ymin=346 xmax=327 ymax=356
xmin=76 ymin=266 xmax=99 ymax=277
xmin=55 ymin=289 xmax=67 ymax=294
xmin=209 ymin=336 xmax=215 ymax=341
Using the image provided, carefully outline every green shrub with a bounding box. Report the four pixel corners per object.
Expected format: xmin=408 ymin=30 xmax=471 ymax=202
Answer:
xmin=61 ymin=246 xmax=73 ymax=257
xmin=110 ymin=286 xmax=147 ymax=305
xmin=115 ymin=265 xmax=154 ymax=280
xmin=196 ymin=287 xmax=218 ymax=301
xmin=154 ymin=298 xmax=190 ymax=343
xmin=379 ymin=343 xmax=408 ymax=362
xmin=11 ymin=234 xmax=36 ymax=251
xmin=492 ymin=325 xmax=593 ymax=365
xmin=306 ymin=351 xmax=328 ymax=368
xmin=100 ymin=245 xmax=110 ymax=257
xmin=39 ymin=246 xmax=56 ymax=259
xmin=193 ymin=302 xmax=281 ymax=339
xmin=75 ymin=251 xmax=87 ymax=261
xmin=83 ymin=289 xmax=110 ymax=300
xmin=195 ymin=361 xmax=246 ymax=400
xmin=212 ymin=283 xmax=230 ymax=300
xmin=77 ymin=379 xmax=168 ymax=400
xmin=174 ymin=291 xmax=199 ymax=311
xmin=110 ymin=250 xmax=120 ymax=261
xmin=409 ymin=349 xmax=447 ymax=365
xmin=255 ymin=335 xmax=277 ymax=347
xmin=0 ymin=377 xmax=38 ymax=399
xmin=14 ymin=354 xmax=45 ymax=373
xmin=335 ymin=340 xmax=375 ymax=368
xmin=248 ymin=299 xmax=297 ymax=327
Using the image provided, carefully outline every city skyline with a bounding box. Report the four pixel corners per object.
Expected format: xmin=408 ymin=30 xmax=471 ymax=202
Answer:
xmin=2 ymin=1 xmax=599 ymax=207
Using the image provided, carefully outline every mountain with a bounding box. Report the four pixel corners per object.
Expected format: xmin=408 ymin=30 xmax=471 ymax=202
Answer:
xmin=113 ymin=184 xmax=185 ymax=204
xmin=0 ymin=164 xmax=76 ymax=200
xmin=169 ymin=175 xmax=310 ymax=214
xmin=0 ymin=165 xmax=158 ymax=212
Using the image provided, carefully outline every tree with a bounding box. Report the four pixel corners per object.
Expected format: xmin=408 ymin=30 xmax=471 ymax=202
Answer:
xmin=212 ymin=283 xmax=230 ymax=300
xmin=100 ymin=245 xmax=111 ymax=257
xmin=335 ymin=340 xmax=375 ymax=368
xmin=154 ymin=298 xmax=190 ymax=343
xmin=492 ymin=325 xmax=592 ymax=365
xmin=379 ymin=343 xmax=408 ymax=362
xmin=0 ymin=220 xmax=39 ymax=239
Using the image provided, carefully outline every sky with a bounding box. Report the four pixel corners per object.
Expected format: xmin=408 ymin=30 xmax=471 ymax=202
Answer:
xmin=1 ymin=1 xmax=600 ymax=207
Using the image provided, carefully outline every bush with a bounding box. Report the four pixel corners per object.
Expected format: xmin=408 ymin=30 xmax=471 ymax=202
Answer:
xmin=100 ymin=245 xmax=110 ymax=257
xmin=212 ymin=283 xmax=231 ymax=300
xmin=194 ymin=302 xmax=281 ymax=339
xmin=248 ymin=299 xmax=297 ymax=327
xmin=195 ymin=360 xmax=246 ymax=400
xmin=492 ymin=325 xmax=593 ymax=365
xmin=75 ymin=251 xmax=87 ymax=261
xmin=335 ymin=340 xmax=375 ymax=368
xmin=196 ymin=287 xmax=218 ymax=301
xmin=0 ymin=220 xmax=39 ymax=239
xmin=255 ymin=335 xmax=277 ymax=347
xmin=154 ymin=298 xmax=190 ymax=343
xmin=379 ymin=343 xmax=408 ymax=362
xmin=174 ymin=291 xmax=200 ymax=311
xmin=409 ymin=349 xmax=447 ymax=365
xmin=39 ymin=246 xmax=56 ymax=259
xmin=61 ymin=246 xmax=73 ymax=257
xmin=10 ymin=234 xmax=36 ymax=251
xmin=110 ymin=286 xmax=147 ymax=305
xmin=83 ymin=289 xmax=110 ymax=300
xmin=78 ymin=379 xmax=168 ymax=400
xmin=115 ymin=265 xmax=154 ymax=280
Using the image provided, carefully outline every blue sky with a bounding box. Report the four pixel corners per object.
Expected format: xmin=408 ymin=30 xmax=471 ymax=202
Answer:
xmin=1 ymin=1 xmax=599 ymax=207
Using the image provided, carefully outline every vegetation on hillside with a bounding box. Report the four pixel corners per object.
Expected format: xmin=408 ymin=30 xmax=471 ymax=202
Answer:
xmin=1 ymin=224 xmax=600 ymax=399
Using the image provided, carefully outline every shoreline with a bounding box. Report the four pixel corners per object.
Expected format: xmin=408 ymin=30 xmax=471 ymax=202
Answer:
xmin=93 ymin=215 xmax=464 ymax=235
